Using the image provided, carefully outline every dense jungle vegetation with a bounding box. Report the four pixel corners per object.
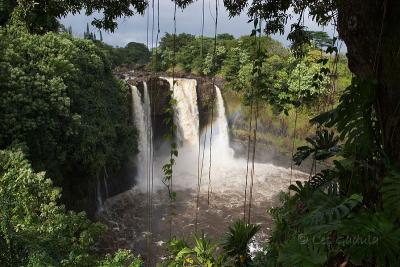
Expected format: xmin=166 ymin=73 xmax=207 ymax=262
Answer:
xmin=154 ymin=32 xmax=351 ymax=158
xmin=1 ymin=0 xmax=400 ymax=266
xmin=0 ymin=2 xmax=142 ymax=266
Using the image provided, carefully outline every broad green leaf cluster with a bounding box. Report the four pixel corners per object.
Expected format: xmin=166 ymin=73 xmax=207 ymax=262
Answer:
xmin=0 ymin=25 xmax=137 ymax=209
xmin=0 ymin=148 xmax=143 ymax=266
xmin=260 ymin=78 xmax=400 ymax=266
xmin=163 ymin=221 xmax=260 ymax=267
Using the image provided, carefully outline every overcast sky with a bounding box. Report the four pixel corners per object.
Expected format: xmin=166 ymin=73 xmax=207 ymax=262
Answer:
xmin=61 ymin=1 xmax=340 ymax=50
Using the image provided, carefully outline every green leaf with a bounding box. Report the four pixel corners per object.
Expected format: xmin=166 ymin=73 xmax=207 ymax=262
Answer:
xmin=278 ymin=238 xmax=327 ymax=267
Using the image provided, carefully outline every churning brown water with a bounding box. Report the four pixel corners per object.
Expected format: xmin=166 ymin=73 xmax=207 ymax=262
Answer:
xmin=97 ymin=78 xmax=307 ymax=264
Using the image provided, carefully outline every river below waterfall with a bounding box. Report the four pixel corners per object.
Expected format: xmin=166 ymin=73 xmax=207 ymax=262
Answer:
xmin=97 ymin=78 xmax=307 ymax=264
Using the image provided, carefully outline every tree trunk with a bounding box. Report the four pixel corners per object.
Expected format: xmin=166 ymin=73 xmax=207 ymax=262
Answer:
xmin=337 ymin=0 xmax=400 ymax=166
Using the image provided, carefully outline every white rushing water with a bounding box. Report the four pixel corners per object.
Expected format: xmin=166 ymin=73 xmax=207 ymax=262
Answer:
xmin=213 ymin=85 xmax=234 ymax=158
xmin=131 ymin=84 xmax=152 ymax=190
xmin=96 ymin=176 xmax=103 ymax=211
xmin=101 ymin=78 xmax=307 ymax=261
xmin=130 ymin=78 xmax=294 ymax=192
xmin=163 ymin=78 xmax=199 ymax=146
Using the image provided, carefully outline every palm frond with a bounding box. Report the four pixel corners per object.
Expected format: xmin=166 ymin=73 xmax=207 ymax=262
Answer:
xmin=293 ymin=129 xmax=340 ymax=166
xmin=222 ymin=220 xmax=260 ymax=265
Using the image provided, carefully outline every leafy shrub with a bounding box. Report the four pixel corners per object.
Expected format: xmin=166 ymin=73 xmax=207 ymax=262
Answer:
xmin=0 ymin=148 xmax=104 ymax=266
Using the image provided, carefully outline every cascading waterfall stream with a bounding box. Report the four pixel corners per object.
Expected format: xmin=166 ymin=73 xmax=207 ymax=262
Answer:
xmin=96 ymin=176 xmax=103 ymax=211
xmin=143 ymin=82 xmax=152 ymax=185
xmin=162 ymin=78 xmax=199 ymax=147
xmin=131 ymin=85 xmax=152 ymax=190
xmin=103 ymin=166 xmax=109 ymax=199
xmin=213 ymin=85 xmax=234 ymax=158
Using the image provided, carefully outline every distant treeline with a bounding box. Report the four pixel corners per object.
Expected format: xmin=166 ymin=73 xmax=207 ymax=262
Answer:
xmin=97 ymin=41 xmax=151 ymax=67
xmin=152 ymin=32 xmax=349 ymax=112
xmin=62 ymin=24 xmax=151 ymax=68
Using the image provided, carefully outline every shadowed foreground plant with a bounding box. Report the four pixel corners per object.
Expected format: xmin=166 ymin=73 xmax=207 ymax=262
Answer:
xmin=222 ymin=220 xmax=260 ymax=266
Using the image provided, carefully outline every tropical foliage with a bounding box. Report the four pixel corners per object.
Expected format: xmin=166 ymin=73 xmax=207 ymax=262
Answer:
xmin=0 ymin=148 xmax=142 ymax=266
xmin=163 ymin=221 xmax=260 ymax=267
xmin=222 ymin=221 xmax=260 ymax=266
xmin=0 ymin=24 xmax=137 ymax=210
xmin=0 ymin=0 xmax=147 ymax=32
xmin=1 ymin=0 xmax=399 ymax=266
xmin=259 ymin=77 xmax=400 ymax=266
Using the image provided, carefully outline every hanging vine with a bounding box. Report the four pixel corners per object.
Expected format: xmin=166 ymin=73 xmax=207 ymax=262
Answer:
xmin=206 ymin=0 xmax=219 ymax=206
xmin=289 ymin=109 xmax=298 ymax=191
xmin=160 ymin=0 xmax=179 ymax=241
xmin=243 ymin=14 xmax=258 ymax=223
xmin=194 ymin=0 xmax=205 ymax=234
xmin=145 ymin=0 xmax=155 ymax=264
xmin=246 ymin=13 xmax=263 ymax=224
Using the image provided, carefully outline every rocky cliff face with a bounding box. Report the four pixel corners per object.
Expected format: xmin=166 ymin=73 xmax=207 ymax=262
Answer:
xmin=143 ymin=77 xmax=171 ymax=149
xmin=196 ymin=78 xmax=216 ymax=131
xmin=129 ymin=74 xmax=216 ymax=148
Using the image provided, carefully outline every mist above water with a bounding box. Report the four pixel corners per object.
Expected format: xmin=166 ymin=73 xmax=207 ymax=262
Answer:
xmin=100 ymin=78 xmax=306 ymax=262
xmin=129 ymin=77 xmax=306 ymax=196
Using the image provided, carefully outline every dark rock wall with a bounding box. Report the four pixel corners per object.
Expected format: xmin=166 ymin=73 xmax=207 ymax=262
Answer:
xmin=197 ymin=78 xmax=216 ymax=131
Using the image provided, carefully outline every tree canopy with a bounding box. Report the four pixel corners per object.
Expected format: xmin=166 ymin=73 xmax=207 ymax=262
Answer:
xmin=0 ymin=25 xmax=137 ymax=211
xmin=1 ymin=0 xmax=147 ymax=32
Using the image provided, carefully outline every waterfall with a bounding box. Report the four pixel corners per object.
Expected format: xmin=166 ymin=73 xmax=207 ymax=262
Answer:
xmin=214 ymin=85 xmax=234 ymax=157
xmin=143 ymin=82 xmax=153 ymax=189
xmin=99 ymin=77 xmax=310 ymax=261
xmin=129 ymin=78 xmax=234 ymax=190
xmin=163 ymin=78 xmax=199 ymax=146
xmin=131 ymin=84 xmax=151 ymax=188
xmin=96 ymin=176 xmax=103 ymax=211
xmin=143 ymin=82 xmax=152 ymax=135
xmin=103 ymin=174 xmax=109 ymax=199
